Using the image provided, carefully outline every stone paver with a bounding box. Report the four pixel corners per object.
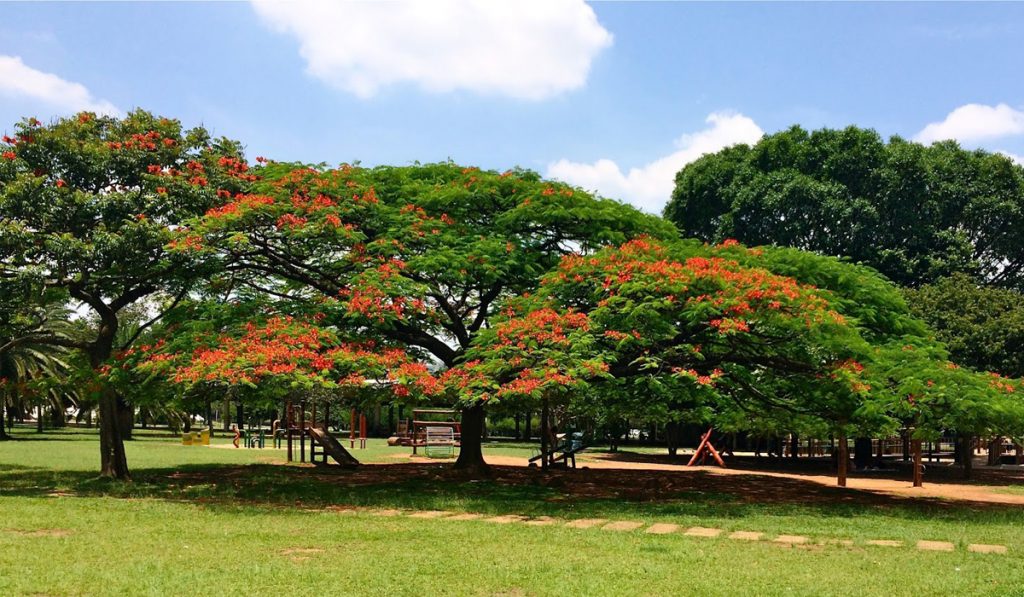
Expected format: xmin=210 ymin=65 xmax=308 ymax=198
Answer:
xmin=603 ymin=521 xmax=645 ymax=532
xmin=645 ymin=523 xmax=680 ymax=535
xmin=728 ymin=530 xmax=763 ymax=541
xmin=525 ymin=516 xmax=558 ymax=526
xmin=866 ymin=539 xmax=903 ymax=548
xmin=484 ymin=515 xmax=526 ymax=524
xmin=685 ymin=527 xmax=723 ymax=538
xmin=446 ymin=513 xmax=483 ymax=521
xmin=408 ymin=510 xmax=450 ymax=519
xmin=565 ymin=518 xmax=608 ymax=529
xmin=774 ymin=535 xmax=808 ymax=545
xmin=917 ymin=540 xmax=955 ymax=552
xmin=968 ymin=544 xmax=1007 ymax=555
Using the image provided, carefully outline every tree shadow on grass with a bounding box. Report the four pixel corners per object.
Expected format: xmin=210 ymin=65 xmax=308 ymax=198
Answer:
xmin=1 ymin=461 xmax=1021 ymax=528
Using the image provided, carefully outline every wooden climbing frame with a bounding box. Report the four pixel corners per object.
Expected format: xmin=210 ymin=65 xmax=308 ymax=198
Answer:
xmin=687 ymin=428 xmax=726 ymax=468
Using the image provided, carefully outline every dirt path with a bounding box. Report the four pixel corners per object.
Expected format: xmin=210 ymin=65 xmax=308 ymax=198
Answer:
xmin=475 ymin=454 xmax=1024 ymax=506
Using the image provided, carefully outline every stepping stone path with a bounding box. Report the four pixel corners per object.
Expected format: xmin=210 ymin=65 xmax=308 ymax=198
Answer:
xmin=565 ymin=518 xmax=608 ymax=529
xmin=645 ymin=523 xmax=680 ymax=535
xmin=603 ymin=521 xmax=644 ymax=532
xmin=408 ymin=511 xmax=449 ymax=519
xmin=917 ymin=540 xmax=955 ymax=552
xmin=485 ymin=515 xmax=526 ymax=524
xmin=351 ymin=508 xmax=1008 ymax=556
xmin=968 ymin=544 xmax=1007 ymax=555
xmin=685 ymin=527 xmax=723 ymax=538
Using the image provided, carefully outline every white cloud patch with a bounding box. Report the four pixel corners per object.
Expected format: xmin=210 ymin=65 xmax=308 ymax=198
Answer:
xmin=250 ymin=0 xmax=612 ymax=100
xmin=547 ymin=112 xmax=764 ymax=213
xmin=914 ymin=103 xmax=1024 ymax=144
xmin=0 ymin=55 xmax=119 ymax=116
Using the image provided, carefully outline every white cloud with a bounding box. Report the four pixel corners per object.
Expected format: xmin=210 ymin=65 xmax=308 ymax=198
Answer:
xmin=547 ymin=112 xmax=764 ymax=213
xmin=0 ymin=55 xmax=120 ymax=117
xmin=250 ymin=0 xmax=612 ymax=100
xmin=914 ymin=103 xmax=1024 ymax=144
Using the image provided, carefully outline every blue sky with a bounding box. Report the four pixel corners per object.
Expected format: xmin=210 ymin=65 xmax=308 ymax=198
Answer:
xmin=2 ymin=1 xmax=1023 ymax=213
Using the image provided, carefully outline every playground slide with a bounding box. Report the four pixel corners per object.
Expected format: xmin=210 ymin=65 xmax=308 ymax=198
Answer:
xmin=307 ymin=427 xmax=360 ymax=468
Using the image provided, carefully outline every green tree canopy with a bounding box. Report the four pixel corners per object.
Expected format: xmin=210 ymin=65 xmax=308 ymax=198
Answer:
xmin=664 ymin=126 xmax=1024 ymax=290
xmin=0 ymin=110 xmax=250 ymax=477
xmin=905 ymin=274 xmax=1024 ymax=378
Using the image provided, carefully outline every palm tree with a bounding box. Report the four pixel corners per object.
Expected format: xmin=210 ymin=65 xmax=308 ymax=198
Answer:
xmin=0 ymin=304 xmax=77 ymax=439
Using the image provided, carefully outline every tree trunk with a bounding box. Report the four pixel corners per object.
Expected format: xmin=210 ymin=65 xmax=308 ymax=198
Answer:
xmin=837 ymin=431 xmax=848 ymax=487
xmin=0 ymin=402 xmax=8 ymax=440
xmin=539 ymin=398 xmax=550 ymax=471
xmin=666 ymin=421 xmax=680 ymax=457
xmin=960 ymin=435 xmax=974 ymax=479
xmin=36 ymin=405 xmax=43 ymax=433
xmin=524 ymin=409 xmax=532 ymax=440
xmin=222 ymin=396 xmax=231 ymax=432
xmin=90 ymin=329 xmax=129 ymax=480
xmin=912 ymin=439 xmax=924 ymax=487
xmin=790 ymin=433 xmax=798 ymax=459
xmin=117 ymin=395 xmax=133 ymax=440
xmin=98 ymin=387 xmax=129 ymax=479
xmin=514 ymin=413 xmax=521 ymax=440
xmin=987 ymin=437 xmax=1002 ymax=466
xmin=452 ymin=403 xmax=489 ymax=475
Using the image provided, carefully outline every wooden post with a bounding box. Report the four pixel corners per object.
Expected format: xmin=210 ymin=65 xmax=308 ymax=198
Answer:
xmin=837 ymin=431 xmax=848 ymax=487
xmin=359 ymin=413 xmax=367 ymax=448
xmin=540 ymin=398 xmax=550 ymax=471
xmin=912 ymin=439 xmax=923 ymax=487
xmin=286 ymin=400 xmax=293 ymax=462
xmin=299 ymin=401 xmax=306 ymax=463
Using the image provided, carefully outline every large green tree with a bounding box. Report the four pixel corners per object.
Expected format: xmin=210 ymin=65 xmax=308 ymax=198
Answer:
xmin=664 ymin=126 xmax=1024 ymax=290
xmin=905 ymin=274 xmax=1024 ymax=378
xmin=185 ymin=161 xmax=676 ymax=473
xmin=0 ymin=111 xmax=248 ymax=477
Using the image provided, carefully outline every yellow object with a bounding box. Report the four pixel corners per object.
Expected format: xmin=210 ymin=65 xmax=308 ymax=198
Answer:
xmin=181 ymin=433 xmax=193 ymax=446
xmin=199 ymin=429 xmax=211 ymax=446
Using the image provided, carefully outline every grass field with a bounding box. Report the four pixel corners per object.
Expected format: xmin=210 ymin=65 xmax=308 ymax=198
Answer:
xmin=2 ymin=426 xmax=1023 ymax=596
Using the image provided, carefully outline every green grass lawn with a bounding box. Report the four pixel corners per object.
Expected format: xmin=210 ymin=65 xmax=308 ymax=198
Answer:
xmin=2 ymin=426 xmax=1023 ymax=596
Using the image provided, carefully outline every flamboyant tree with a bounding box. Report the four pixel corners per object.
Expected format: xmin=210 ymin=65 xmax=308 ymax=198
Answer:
xmin=183 ymin=161 xmax=675 ymax=473
xmin=0 ymin=110 xmax=250 ymax=478
xmin=460 ymin=238 xmax=1024 ymax=481
xmin=124 ymin=311 xmax=436 ymax=465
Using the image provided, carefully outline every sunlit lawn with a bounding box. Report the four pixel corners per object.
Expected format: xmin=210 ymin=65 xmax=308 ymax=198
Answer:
xmin=1 ymin=426 xmax=1023 ymax=596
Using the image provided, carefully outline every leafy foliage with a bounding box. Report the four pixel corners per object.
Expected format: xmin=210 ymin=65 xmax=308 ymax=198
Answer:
xmin=664 ymin=126 xmax=1024 ymax=290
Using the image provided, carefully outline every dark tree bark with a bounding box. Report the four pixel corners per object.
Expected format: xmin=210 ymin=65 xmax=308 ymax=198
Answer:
xmin=514 ymin=413 xmax=521 ymax=440
xmin=523 ymin=409 xmax=532 ymax=440
xmin=959 ymin=435 xmax=974 ymax=479
xmin=91 ymin=328 xmax=129 ymax=479
xmin=36 ymin=405 xmax=43 ymax=433
xmin=790 ymin=434 xmax=799 ymax=459
xmin=453 ymin=403 xmax=489 ymax=475
xmin=987 ymin=437 xmax=1003 ymax=466
xmin=117 ymin=395 xmax=133 ymax=440
xmin=666 ymin=421 xmax=680 ymax=457
xmin=539 ymin=398 xmax=550 ymax=471
xmin=0 ymin=403 xmax=7 ymax=440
